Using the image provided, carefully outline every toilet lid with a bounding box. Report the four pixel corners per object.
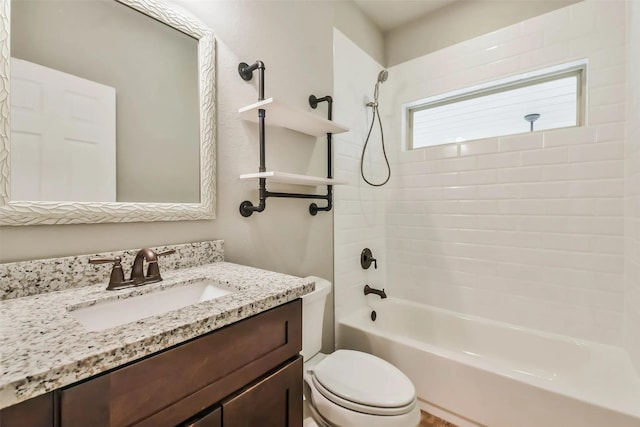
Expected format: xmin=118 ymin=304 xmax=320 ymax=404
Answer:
xmin=311 ymin=350 xmax=415 ymax=409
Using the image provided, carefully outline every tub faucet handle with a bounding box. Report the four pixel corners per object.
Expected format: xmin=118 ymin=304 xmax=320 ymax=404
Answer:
xmin=361 ymin=248 xmax=377 ymax=269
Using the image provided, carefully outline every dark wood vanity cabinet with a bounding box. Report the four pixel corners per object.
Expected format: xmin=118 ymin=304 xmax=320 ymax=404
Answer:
xmin=0 ymin=300 xmax=303 ymax=427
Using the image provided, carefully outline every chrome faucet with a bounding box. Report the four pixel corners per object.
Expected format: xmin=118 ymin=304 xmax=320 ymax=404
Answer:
xmin=89 ymin=248 xmax=175 ymax=290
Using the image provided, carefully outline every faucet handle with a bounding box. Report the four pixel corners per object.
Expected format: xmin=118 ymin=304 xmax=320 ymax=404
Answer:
xmin=89 ymin=256 xmax=127 ymax=290
xmin=146 ymin=249 xmax=176 ymax=281
xmin=361 ymin=248 xmax=377 ymax=269
xmin=88 ymin=256 xmax=121 ymax=265
xmin=156 ymin=249 xmax=176 ymax=257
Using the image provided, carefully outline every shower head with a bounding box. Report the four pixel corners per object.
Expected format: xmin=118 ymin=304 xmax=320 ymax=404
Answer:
xmin=371 ymin=70 xmax=388 ymax=104
xmin=377 ymin=70 xmax=388 ymax=84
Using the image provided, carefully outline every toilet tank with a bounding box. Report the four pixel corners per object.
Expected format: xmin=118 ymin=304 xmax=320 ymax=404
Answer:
xmin=301 ymin=276 xmax=331 ymax=360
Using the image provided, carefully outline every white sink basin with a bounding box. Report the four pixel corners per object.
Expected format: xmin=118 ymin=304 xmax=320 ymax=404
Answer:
xmin=69 ymin=280 xmax=235 ymax=332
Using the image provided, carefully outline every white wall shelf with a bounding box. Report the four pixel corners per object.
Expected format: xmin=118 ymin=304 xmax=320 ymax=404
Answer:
xmin=240 ymin=171 xmax=347 ymax=186
xmin=239 ymin=98 xmax=349 ymax=137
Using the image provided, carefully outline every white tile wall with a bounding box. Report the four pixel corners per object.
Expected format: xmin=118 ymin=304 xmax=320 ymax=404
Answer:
xmin=382 ymin=0 xmax=627 ymax=345
xmin=625 ymin=0 xmax=640 ymax=372
xmin=332 ymin=29 xmax=386 ymax=346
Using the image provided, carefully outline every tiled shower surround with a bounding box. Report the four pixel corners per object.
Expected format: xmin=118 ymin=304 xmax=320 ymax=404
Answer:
xmin=335 ymin=0 xmax=633 ymax=348
xmin=385 ymin=0 xmax=625 ymax=346
xmin=333 ymin=28 xmax=387 ymax=335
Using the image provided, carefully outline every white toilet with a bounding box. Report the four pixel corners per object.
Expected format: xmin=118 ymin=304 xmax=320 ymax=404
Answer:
xmin=302 ymin=276 xmax=421 ymax=427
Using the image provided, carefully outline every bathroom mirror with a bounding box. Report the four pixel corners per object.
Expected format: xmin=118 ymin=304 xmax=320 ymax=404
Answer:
xmin=0 ymin=0 xmax=216 ymax=225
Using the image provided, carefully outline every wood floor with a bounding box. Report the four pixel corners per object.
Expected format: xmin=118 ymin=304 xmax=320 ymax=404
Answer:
xmin=419 ymin=410 xmax=459 ymax=427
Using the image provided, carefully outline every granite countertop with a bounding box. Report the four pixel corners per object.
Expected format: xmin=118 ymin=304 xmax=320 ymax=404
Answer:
xmin=0 ymin=261 xmax=314 ymax=410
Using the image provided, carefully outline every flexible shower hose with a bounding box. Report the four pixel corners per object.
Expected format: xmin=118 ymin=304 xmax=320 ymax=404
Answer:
xmin=360 ymin=104 xmax=391 ymax=186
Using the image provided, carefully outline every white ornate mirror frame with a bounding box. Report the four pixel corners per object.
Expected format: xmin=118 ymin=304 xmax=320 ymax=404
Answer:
xmin=0 ymin=0 xmax=216 ymax=226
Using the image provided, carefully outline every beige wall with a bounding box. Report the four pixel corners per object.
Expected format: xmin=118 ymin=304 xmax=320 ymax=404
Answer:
xmin=385 ymin=0 xmax=580 ymax=66
xmin=11 ymin=0 xmax=200 ymax=203
xmin=625 ymin=0 xmax=640 ymax=372
xmin=334 ymin=0 xmax=385 ymax=66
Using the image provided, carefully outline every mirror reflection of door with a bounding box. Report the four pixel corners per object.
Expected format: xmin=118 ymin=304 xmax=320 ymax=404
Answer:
xmin=10 ymin=58 xmax=116 ymax=202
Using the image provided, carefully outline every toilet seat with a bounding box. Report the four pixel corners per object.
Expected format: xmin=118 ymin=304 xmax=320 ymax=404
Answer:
xmin=307 ymin=379 xmax=420 ymax=427
xmin=308 ymin=350 xmax=417 ymax=416
xmin=311 ymin=375 xmax=416 ymax=416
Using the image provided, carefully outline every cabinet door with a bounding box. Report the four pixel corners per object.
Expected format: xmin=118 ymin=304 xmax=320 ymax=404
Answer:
xmin=222 ymin=356 xmax=303 ymax=427
xmin=0 ymin=393 xmax=54 ymax=427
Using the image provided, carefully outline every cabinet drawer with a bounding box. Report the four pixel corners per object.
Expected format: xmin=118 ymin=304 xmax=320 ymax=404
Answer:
xmin=60 ymin=299 xmax=302 ymax=427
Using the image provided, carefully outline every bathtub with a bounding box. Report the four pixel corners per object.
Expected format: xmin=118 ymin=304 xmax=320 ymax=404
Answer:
xmin=338 ymin=298 xmax=640 ymax=427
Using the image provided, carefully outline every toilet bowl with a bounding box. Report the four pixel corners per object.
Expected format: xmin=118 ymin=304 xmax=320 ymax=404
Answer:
xmin=302 ymin=276 xmax=420 ymax=427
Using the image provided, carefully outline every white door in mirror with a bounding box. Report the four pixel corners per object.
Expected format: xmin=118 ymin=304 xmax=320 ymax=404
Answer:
xmin=68 ymin=281 xmax=234 ymax=331
xmin=10 ymin=58 xmax=116 ymax=202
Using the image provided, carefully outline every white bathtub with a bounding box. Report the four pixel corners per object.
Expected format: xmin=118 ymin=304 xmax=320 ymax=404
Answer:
xmin=338 ymin=298 xmax=640 ymax=427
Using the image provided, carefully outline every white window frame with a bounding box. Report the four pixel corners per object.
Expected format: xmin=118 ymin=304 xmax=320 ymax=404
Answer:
xmin=403 ymin=59 xmax=588 ymax=151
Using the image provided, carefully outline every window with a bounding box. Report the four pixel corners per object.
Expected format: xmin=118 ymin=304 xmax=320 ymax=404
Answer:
xmin=405 ymin=62 xmax=586 ymax=149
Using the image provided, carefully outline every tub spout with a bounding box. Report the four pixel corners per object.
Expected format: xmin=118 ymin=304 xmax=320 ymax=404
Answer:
xmin=364 ymin=284 xmax=387 ymax=299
